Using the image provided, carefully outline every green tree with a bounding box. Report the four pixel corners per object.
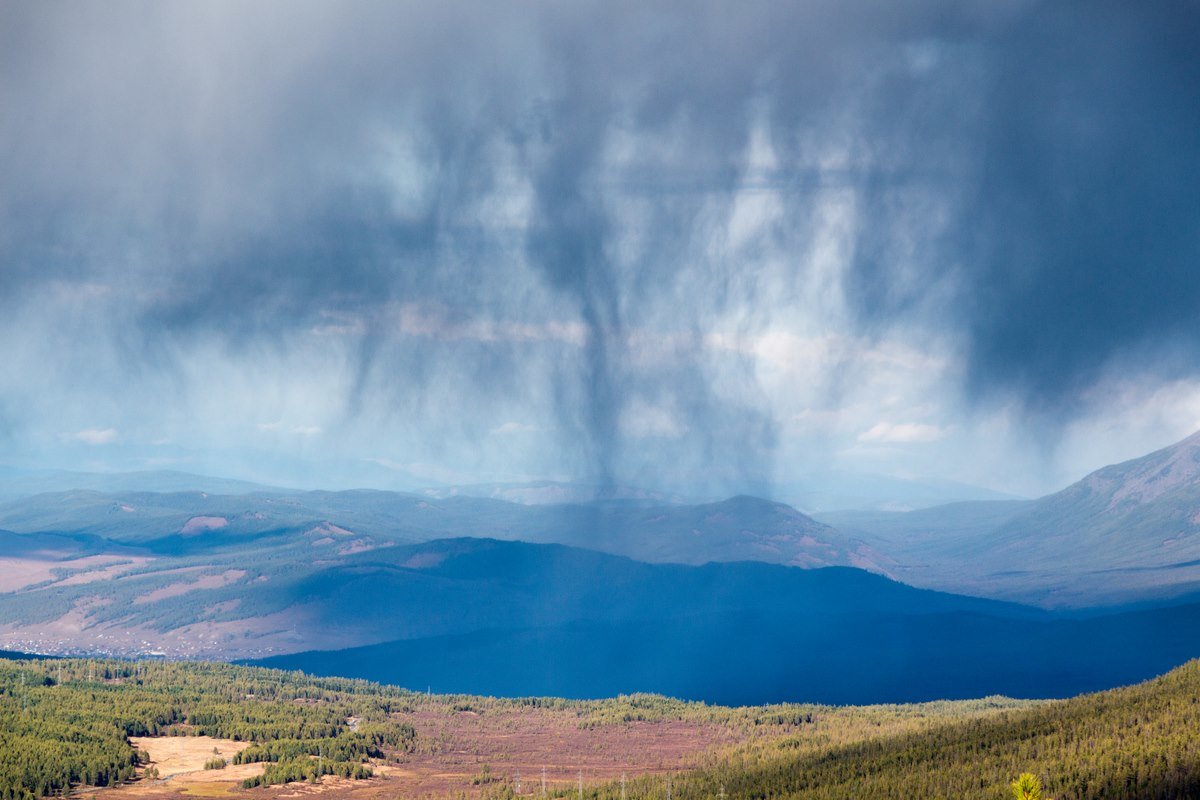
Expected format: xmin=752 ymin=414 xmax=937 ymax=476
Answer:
xmin=1011 ymin=773 xmax=1043 ymax=800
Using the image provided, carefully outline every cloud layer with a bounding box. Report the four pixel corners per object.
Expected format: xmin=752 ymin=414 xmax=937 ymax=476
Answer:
xmin=2 ymin=0 xmax=1199 ymax=497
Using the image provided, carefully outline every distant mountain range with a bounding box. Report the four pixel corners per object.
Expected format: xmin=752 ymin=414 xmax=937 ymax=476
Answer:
xmin=0 ymin=463 xmax=1021 ymax=513
xmin=419 ymin=473 xmax=1022 ymax=513
xmin=0 ymin=467 xmax=283 ymax=503
xmin=0 ymin=489 xmax=879 ymax=570
xmin=773 ymin=470 xmax=1025 ymax=513
xmin=5 ymin=432 xmax=1200 ymax=701
xmin=416 ymin=480 xmax=694 ymax=506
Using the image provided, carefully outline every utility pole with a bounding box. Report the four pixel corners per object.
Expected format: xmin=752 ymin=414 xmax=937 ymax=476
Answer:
xmin=666 ymin=775 xmax=672 ymax=800
xmin=542 ymin=767 xmax=547 ymax=797
xmin=578 ymin=771 xmax=583 ymax=800
xmin=621 ymin=773 xmax=627 ymax=800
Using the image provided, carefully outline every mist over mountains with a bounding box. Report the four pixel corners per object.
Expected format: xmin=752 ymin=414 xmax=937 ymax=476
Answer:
xmin=1 ymin=431 xmax=1200 ymax=702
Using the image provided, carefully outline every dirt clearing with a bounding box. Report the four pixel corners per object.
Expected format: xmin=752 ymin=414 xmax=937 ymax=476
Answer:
xmin=88 ymin=705 xmax=742 ymax=800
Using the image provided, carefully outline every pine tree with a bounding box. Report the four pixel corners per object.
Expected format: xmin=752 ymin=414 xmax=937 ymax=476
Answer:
xmin=1011 ymin=772 xmax=1045 ymax=800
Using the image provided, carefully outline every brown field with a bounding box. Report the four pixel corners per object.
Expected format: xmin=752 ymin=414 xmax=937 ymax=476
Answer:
xmin=79 ymin=736 xmax=264 ymax=799
xmin=129 ymin=736 xmax=254 ymax=779
xmin=84 ymin=705 xmax=744 ymax=800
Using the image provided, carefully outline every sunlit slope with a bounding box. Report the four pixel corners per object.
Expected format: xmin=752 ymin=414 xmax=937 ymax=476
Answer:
xmin=593 ymin=659 xmax=1200 ymax=800
xmin=0 ymin=654 xmax=1033 ymax=800
xmin=11 ymin=655 xmax=1200 ymax=800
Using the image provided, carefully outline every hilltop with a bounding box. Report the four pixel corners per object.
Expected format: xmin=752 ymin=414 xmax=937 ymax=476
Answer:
xmin=819 ymin=429 xmax=1200 ymax=606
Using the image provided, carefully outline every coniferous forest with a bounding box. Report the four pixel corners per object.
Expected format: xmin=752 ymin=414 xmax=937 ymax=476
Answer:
xmin=582 ymin=661 xmax=1200 ymax=800
xmin=6 ymin=655 xmax=1200 ymax=799
xmin=0 ymin=657 xmax=414 ymax=800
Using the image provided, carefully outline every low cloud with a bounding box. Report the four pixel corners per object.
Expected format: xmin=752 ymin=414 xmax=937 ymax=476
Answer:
xmin=258 ymin=421 xmax=322 ymax=436
xmin=858 ymin=422 xmax=947 ymax=444
xmin=71 ymin=428 xmax=119 ymax=446
xmin=492 ymin=421 xmax=538 ymax=435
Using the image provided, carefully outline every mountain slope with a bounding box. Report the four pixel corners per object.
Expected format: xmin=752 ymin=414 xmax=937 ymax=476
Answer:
xmin=7 ymin=525 xmax=1200 ymax=704
xmin=507 ymin=495 xmax=887 ymax=570
xmin=0 ymin=489 xmax=883 ymax=571
xmin=0 ymin=533 xmax=1013 ymax=662
xmin=992 ymin=431 xmax=1200 ymax=558
xmin=813 ymin=431 xmax=1200 ymax=606
xmin=250 ymin=553 xmax=1200 ymax=704
xmin=587 ymin=659 xmax=1200 ymax=800
xmin=944 ymin=432 xmax=1200 ymax=604
xmin=814 ymin=500 xmax=1032 ymax=558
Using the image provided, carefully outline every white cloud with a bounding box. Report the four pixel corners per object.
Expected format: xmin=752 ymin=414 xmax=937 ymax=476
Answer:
xmin=858 ymin=422 xmax=947 ymax=444
xmin=492 ymin=421 xmax=538 ymax=435
xmin=257 ymin=421 xmax=321 ymax=436
xmin=71 ymin=427 xmax=119 ymax=445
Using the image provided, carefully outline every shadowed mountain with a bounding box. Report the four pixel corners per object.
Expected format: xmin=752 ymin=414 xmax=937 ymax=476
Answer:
xmin=5 ymin=522 xmax=1200 ymax=704
xmin=0 ymin=530 xmax=966 ymax=660
xmin=246 ymin=540 xmax=1200 ymax=705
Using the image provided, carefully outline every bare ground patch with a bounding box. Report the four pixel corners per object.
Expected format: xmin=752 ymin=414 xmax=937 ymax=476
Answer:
xmin=0 ymin=554 xmax=150 ymax=592
xmin=82 ymin=737 xmax=264 ymax=799
xmin=134 ymin=570 xmax=247 ymax=605
xmin=130 ymin=736 xmax=254 ymax=779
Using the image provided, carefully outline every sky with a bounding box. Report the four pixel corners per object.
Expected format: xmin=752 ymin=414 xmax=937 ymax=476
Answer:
xmin=1 ymin=0 xmax=1199 ymax=501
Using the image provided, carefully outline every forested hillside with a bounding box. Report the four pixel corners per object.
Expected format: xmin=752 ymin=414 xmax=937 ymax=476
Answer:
xmin=7 ymin=655 xmax=1200 ymax=799
xmin=0 ymin=658 xmax=415 ymax=799
xmin=0 ymin=654 xmax=1032 ymax=800
xmin=586 ymin=660 xmax=1200 ymax=800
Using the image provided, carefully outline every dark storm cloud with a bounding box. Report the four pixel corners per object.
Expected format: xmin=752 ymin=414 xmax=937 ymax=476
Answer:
xmin=844 ymin=1 xmax=1200 ymax=417
xmin=962 ymin=2 xmax=1200 ymax=415
xmin=2 ymin=0 xmax=1198 ymax=487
